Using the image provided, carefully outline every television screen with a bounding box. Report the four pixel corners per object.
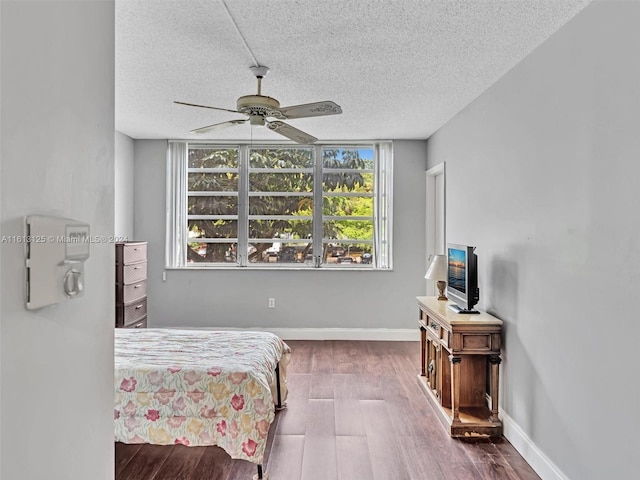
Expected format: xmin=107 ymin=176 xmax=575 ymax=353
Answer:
xmin=448 ymin=248 xmax=466 ymax=294
xmin=446 ymin=243 xmax=479 ymax=313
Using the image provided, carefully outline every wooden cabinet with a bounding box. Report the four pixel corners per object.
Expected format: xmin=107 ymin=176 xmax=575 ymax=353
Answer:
xmin=416 ymin=296 xmax=503 ymax=437
xmin=116 ymin=242 xmax=148 ymax=328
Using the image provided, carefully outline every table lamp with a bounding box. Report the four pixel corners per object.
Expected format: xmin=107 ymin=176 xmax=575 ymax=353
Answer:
xmin=425 ymin=254 xmax=448 ymax=300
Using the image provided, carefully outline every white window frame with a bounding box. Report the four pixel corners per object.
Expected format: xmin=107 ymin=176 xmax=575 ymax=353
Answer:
xmin=166 ymin=141 xmax=393 ymax=270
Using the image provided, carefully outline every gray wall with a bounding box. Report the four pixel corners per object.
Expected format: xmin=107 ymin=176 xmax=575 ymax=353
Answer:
xmin=0 ymin=2 xmax=115 ymax=479
xmin=115 ymin=131 xmax=135 ymax=240
xmin=426 ymin=1 xmax=639 ymax=479
xmin=133 ymin=140 xmax=428 ymax=332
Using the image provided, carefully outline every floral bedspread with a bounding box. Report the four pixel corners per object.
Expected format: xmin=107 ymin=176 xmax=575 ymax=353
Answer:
xmin=114 ymin=328 xmax=290 ymax=464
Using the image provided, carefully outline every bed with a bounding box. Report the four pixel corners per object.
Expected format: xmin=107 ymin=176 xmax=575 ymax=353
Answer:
xmin=114 ymin=328 xmax=290 ymax=479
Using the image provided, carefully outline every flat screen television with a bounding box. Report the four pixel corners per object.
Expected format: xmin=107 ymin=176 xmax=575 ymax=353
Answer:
xmin=446 ymin=243 xmax=480 ymax=314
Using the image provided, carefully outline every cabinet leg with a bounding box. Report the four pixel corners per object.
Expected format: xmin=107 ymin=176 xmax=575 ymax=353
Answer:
xmin=489 ymin=355 xmax=501 ymax=423
xmin=449 ymin=355 xmax=462 ymax=424
xmin=420 ymin=325 xmax=426 ymax=376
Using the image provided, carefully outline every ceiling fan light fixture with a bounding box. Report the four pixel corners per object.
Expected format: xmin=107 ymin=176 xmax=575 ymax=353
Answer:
xmin=249 ymin=114 xmax=265 ymax=126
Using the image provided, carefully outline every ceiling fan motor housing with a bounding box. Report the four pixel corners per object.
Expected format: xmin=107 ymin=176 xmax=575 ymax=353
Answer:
xmin=237 ymin=95 xmax=286 ymax=120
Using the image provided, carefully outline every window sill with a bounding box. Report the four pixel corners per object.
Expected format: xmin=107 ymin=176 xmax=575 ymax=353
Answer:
xmin=164 ymin=265 xmax=392 ymax=272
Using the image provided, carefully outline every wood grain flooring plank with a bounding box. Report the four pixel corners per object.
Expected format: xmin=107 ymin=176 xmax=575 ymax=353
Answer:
xmin=361 ymin=343 xmax=394 ymax=375
xmin=285 ymin=341 xmax=312 ymax=374
xmin=333 ymin=373 xmax=359 ymax=399
xmin=494 ymin=454 xmax=541 ymax=480
xmin=381 ymin=388 xmax=448 ymax=480
xmin=357 ymin=373 xmax=390 ymax=400
xmin=332 ymin=341 xmax=367 ymax=374
xmin=117 ymin=443 xmax=171 ymax=480
xmin=275 ymin=373 xmax=310 ymax=435
xmin=336 ymin=436 xmax=374 ymax=480
xmin=285 ymin=373 xmax=311 ymax=400
xmin=441 ymin=461 xmax=483 ymax=480
xmin=473 ymin=460 xmax=522 ymax=480
xmin=457 ymin=438 xmax=501 ymax=463
xmin=397 ymin=431 xmax=448 ymax=480
xmin=275 ymin=405 xmax=307 ymax=437
xmin=300 ymin=436 xmax=337 ymax=480
xmin=300 ymin=399 xmax=337 ymax=480
xmin=334 ymin=398 xmax=366 ymax=436
xmin=306 ymin=399 xmax=335 ymax=436
xmin=309 ymin=373 xmax=335 ymax=399
xmin=115 ymin=443 xmax=143 ymax=477
xmin=490 ymin=436 xmax=527 ymax=457
xmin=311 ymin=341 xmax=334 ymax=374
xmin=264 ymin=435 xmax=305 ymax=480
xmin=226 ymin=458 xmax=259 ymax=480
xmin=190 ymin=445 xmax=233 ymax=480
xmin=431 ymin=438 xmax=479 ymax=465
xmin=152 ymin=444 xmax=206 ymax=480
xmin=275 ymin=398 xmax=308 ymax=436
xmin=361 ymin=399 xmax=413 ymax=480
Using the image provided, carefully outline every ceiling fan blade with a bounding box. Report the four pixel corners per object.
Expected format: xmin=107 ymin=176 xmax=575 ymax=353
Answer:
xmin=266 ymin=121 xmax=318 ymax=144
xmin=190 ymin=119 xmax=247 ymax=134
xmin=278 ymin=101 xmax=342 ymax=119
xmin=174 ymin=101 xmax=241 ymax=114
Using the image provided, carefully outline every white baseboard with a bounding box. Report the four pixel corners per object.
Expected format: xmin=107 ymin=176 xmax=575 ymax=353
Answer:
xmin=158 ymin=325 xmax=418 ymax=341
xmin=501 ymin=408 xmax=569 ymax=480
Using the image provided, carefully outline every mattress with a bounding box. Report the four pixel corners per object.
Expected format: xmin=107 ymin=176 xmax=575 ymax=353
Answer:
xmin=114 ymin=328 xmax=290 ymax=464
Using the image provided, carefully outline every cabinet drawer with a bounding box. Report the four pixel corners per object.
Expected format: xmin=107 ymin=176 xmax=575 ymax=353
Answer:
xmin=117 ymin=280 xmax=147 ymax=305
xmin=459 ymin=333 xmax=494 ymax=353
xmin=119 ymin=317 xmax=147 ymax=329
xmin=125 ymin=299 xmax=147 ymax=324
xmin=427 ymin=318 xmax=440 ymax=337
xmin=121 ymin=261 xmax=147 ymax=284
xmin=116 ymin=298 xmax=147 ymax=326
xmin=424 ymin=316 xmax=450 ymax=346
xmin=116 ymin=242 xmax=147 ymax=265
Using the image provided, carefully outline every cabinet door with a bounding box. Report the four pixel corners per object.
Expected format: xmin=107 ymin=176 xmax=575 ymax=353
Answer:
xmin=428 ymin=341 xmax=438 ymax=389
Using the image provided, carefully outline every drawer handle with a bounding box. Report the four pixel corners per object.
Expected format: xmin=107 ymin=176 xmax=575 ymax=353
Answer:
xmin=135 ymin=305 xmax=143 ymax=309
xmin=134 ymin=284 xmax=141 ymax=288
xmin=134 ymin=322 xmax=143 ymax=328
xmin=134 ymin=266 xmax=141 ymax=270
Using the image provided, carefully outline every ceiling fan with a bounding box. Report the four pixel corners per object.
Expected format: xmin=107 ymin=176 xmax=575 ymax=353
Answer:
xmin=174 ymin=66 xmax=342 ymax=144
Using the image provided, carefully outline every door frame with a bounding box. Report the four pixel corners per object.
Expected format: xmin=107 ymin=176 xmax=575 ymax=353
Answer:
xmin=426 ymin=162 xmax=446 ymax=295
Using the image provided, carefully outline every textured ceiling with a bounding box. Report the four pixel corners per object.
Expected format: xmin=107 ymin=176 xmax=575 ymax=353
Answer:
xmin=116 ymin=0 xmax=591 ymax=142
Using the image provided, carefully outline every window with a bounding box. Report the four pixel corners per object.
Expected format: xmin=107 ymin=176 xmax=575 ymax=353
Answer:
xmin=167 ymin=142 xmax=393 ymax=269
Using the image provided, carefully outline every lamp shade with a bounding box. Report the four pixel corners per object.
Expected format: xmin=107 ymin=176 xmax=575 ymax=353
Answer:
xmin=425 ymin=254 xmax=447 ymax=281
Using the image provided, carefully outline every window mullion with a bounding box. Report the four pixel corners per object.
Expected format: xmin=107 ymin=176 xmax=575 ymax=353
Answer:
xmin=313 ymin=144 xmax=323 ymax=267
xmin=237 ymin=145 xmax=249 ymax=266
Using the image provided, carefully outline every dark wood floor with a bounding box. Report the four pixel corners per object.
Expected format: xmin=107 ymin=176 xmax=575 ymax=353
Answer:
xmin=115 ymin=340 xmax=539 ymax=480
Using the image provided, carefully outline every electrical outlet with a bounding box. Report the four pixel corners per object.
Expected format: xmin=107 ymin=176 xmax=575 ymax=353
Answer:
xmin=268 ymin=298 xmax=275 ymax=308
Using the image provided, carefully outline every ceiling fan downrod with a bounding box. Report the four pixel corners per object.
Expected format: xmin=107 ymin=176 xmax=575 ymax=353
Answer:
xmin=250 ymin=65 xmax=269 ymax=96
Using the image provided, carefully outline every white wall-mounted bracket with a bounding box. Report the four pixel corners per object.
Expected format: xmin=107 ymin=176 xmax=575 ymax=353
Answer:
xmin=25 ymin=215 xmax=91 ymax=310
